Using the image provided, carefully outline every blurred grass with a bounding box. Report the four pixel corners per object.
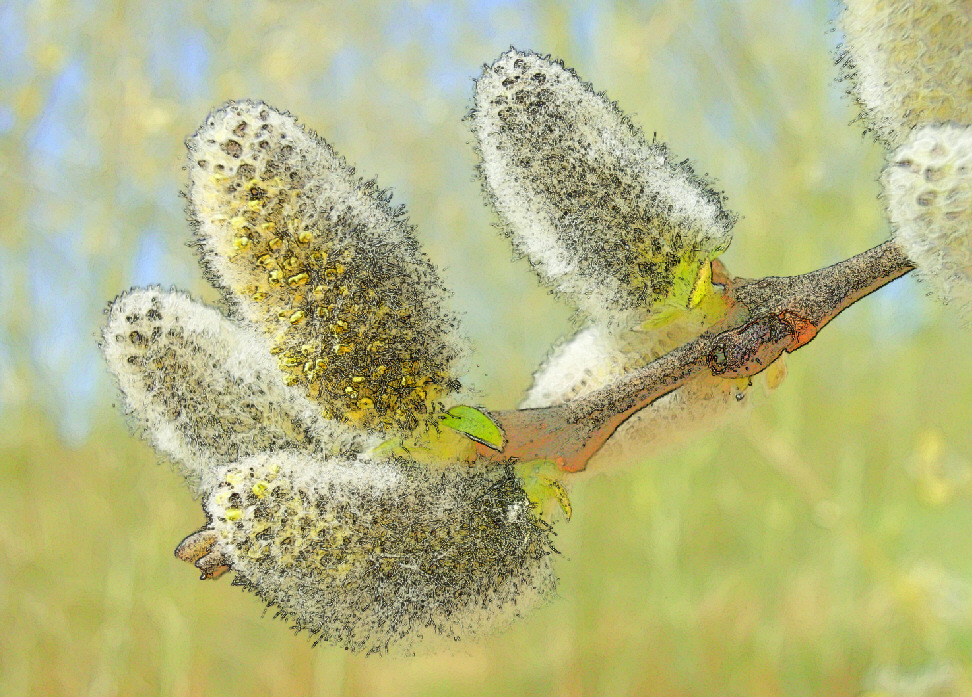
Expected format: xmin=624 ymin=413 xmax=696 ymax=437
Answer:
xmin=2 ymin=0 xmax=972 ymax=695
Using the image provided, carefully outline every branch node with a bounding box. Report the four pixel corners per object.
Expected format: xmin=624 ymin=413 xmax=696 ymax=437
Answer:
xmin=706 ymin=314 xmax=791 ymax=378
xmin=779 ymin=310 xmax=818 ymax=351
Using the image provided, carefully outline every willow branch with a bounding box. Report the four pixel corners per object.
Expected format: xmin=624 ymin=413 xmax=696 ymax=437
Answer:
xmin=175 ymin=241 xmax=914 ymax=578
xmin=476 ymin=240 xmax=915 ymax=472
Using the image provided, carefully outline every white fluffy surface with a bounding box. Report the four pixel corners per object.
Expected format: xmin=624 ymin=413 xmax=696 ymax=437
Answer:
xmin=885 ymin=124 xmax=972 ymax=316
xmin=472 ymin=49 xmax=735 ymax=322
xmin=839 ymin=0 xmax=972 ymax=148
xmin=185 ymin=100 xmax=465 ymax=432
xmin=520 ymin=325 xmax=633 ymax=409
xmin=101 ymin=288 xmax=368 ymax=490
xmin=205 ymin=450 xmax=558 ymax=654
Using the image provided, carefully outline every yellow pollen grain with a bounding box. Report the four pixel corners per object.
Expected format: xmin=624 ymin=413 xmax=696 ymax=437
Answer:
xmin=233 ymin=236 xmax=250 ymax=250
xmin=297 ymin=230 xmax=313 ymax=244
xmin=287 ymin=272 xmax=309 ymax=286
xmin=252 ymin=481 xmax=269 ymax=497
xmin=251 ymin=291 xmax=268 ymax=301
xmin=225 ymin=508 xmax=242 ymax=521
xmin=269 ymin=237 xmax=283 ymax=251
xmin=289 ymin=310 xmax=305 ymax=324
xmin=229 ymin=216 xmax=247 ymax=229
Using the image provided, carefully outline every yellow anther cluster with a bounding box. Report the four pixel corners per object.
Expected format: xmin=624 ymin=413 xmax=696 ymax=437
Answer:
xmin=206 ymin=452 xmax=557 ymax=654
xmin=187 ymin=101 xmax=464 ymax=434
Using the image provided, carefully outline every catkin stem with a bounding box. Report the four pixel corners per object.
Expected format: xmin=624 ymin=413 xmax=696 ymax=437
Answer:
xmin=480 ymin=240 xmax=915 ymax=472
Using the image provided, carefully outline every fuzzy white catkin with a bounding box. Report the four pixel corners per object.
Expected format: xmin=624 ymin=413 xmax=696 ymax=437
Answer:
xmin=885 ymin=124 xmax=972 ymax=316
xmin=204 ymin=450 xmax=558 ymax=654
xmin=839 ymin=0 xmax=972 ymax=148
xmin=472 ymin=49 xmax=735 ymax=323
xmin=186 ymin=100 xmax=465 ymax=433
xmin=101 ymin=288 xmax=368 ymax=490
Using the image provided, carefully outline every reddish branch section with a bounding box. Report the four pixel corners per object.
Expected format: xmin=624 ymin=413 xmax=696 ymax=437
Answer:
xmin=476 ymin=240 xmax=915 ymax=473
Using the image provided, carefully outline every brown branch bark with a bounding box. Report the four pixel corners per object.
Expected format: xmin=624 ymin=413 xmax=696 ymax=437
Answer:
xmin=475 ymin=240 xmax=915 ymax=473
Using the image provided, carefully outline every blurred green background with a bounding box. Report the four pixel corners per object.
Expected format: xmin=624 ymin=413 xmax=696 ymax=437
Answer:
xmin=3 ymin=0 xmax=971 ymax=695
